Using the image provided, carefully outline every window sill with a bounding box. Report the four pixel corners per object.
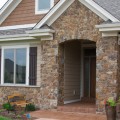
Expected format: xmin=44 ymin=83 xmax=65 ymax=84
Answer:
xmin=35 ymin=10 xmax=49 ymax=15
xmin=0 ymin=84 xmax=40 ymax=88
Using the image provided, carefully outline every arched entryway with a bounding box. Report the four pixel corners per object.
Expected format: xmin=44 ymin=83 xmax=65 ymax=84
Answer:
xmin=58 ymin=40 xmax=96 ymax=113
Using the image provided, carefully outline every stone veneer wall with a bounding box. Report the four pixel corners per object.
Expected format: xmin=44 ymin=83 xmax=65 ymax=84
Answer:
xmin=0 ymin=43 xmax=42 ymax=108
xmin=39 ymin=40 xmax=58 ymax=109
xmin=0 ymin=0 xmax=119 ymax=113
xmin=0 ymin=87 xmax=41 ymax=108
xmin=30 ymin=0 xmax=104 ymax=109
xmin=96 ymin=36 xmax=119 ymax=113
xmin=51 ymin=0 xmax=103 ymax=107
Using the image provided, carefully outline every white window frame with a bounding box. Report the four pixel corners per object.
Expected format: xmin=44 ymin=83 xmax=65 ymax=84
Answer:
xmin=35 ymin=0 xmax=54 ymax=14
xmin=1 ymin=45 xmax=29 ymax=86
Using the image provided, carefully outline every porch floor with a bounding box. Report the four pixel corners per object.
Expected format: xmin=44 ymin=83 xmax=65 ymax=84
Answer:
xmin=31 ymin=110 xmax=107 ymax=120
xmin=57 ymin=101 xmax=96 ymax=113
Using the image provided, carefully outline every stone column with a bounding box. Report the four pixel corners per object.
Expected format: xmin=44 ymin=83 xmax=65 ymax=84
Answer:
xmin=40 ymin=40 xmax=59 ymax=109
xmin=58 ymin=44 xmax=64 ymax=105
xmin=96 ymin=36 xmax=119 ymax=113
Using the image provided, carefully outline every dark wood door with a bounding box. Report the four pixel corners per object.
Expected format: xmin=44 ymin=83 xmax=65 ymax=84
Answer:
xmin=84 ymin=49 xmax=96 ymax=98
xmin=90 ymin=57 xmax=96 ymax=98
xmin=84 ymin=57 xmax=90 ymax=98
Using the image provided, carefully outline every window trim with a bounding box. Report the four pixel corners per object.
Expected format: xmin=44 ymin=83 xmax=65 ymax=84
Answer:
xmin=1 ymin=45 xmax=29 ymax=86
xmin=35 ymin=0 xmax=54 ymax=14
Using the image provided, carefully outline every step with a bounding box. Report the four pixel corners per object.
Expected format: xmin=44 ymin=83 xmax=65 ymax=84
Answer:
xmin=57 ymin=106 xmax=96 ymax=114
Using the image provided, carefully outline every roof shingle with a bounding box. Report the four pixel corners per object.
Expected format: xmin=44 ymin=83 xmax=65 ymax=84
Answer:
xmin=93 ymin=0 xmax=120 ymax=21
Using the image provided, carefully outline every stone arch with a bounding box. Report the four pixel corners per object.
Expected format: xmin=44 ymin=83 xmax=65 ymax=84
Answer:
xmin=58 ymin=39 xmax=96 ymax=105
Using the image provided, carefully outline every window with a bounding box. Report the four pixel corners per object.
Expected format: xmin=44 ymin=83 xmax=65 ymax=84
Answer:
xmin=35 ymin=0 xmax=54 ymax=14
xmin=1 ymin=46 xmax=29 ymax=85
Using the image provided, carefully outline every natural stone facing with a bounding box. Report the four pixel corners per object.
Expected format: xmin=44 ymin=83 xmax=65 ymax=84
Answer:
xmin=58 ymin=44 xmax=64 ymax=105
xmin=96 ymin=36 xmax=119 ymax=113
xmin=51 ymin=0 xmax=103 ymax=107
xmin=52 ymin=0 xmax=103 ymax=43
xmin=0 ymin=0 xmax=119 ymax=114
xmin=0 ymin=86 xmax=41 ymax=108
xmin=39 ymin=40 xmax=59 ymax=109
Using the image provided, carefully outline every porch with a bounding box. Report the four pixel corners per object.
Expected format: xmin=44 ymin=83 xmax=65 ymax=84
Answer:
xmin=58 ymin=40 xmax=97 ymax=112
xmin=31 ymin=110 xmax=107 ymax=120
xmin=57 ymin=100 xmax=96 ymax=114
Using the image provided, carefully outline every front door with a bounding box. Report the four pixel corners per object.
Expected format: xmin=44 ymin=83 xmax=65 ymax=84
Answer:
xmin=84 ymin=48 xmax=96 ymax=98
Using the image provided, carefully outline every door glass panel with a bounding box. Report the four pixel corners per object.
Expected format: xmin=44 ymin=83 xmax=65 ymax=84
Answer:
xmin=4 ymin=49 xmax=14 ymax=83
xmin=16 ymin=48 xmax=26 ymax=84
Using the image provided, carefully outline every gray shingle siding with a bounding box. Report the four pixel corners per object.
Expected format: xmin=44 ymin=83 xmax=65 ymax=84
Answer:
xmin=93 ymin=0 xmax=120 ymax=21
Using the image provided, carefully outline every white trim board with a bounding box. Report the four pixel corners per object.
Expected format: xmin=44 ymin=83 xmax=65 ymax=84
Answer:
xmin=0 ymin=28 xmax=55 ymax=41
xmin=96 ymin=22 xmax=120 ymax=37
xmin=0 ymin=23 xmax=36 ymax=30
xmin=0 ymin=0 xmax=13 ymax=15
xmin=1 ymin=45 xmax=29 ymax=86
xmin=34 ymin=0 xmax=119 ymax=29
xmin=102 ymin=32 xmax=118 ymax=37
xmin=96 ymin=23 xmax=120 ymax=28
xmin=96 ymin=23 xmax=120 ymax=32
xmin=0 ymin=37 xmax=36 ymax=42
xmin=0 ymin=0 xmax=22 ymax=25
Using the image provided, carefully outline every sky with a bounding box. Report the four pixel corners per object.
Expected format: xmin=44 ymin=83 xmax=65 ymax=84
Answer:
xmin=0 ymin=0 xmax=8 ymax=9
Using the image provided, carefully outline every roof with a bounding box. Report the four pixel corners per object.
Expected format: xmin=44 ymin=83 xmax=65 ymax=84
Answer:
xmin=0 ymin=28 xmax=32 ymax=36
xmin=93 ymin=0 xmax=120 ymax=21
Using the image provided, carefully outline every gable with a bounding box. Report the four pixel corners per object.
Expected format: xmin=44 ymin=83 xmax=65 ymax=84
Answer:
xmin=52 ymin=0 xmax=104 ymax=26
xmin=34 ymin=0 xmax=119 ymax=29
xmin=1 ymin=0 xmax=60 ymax=27
xmin=51 ymin=0 xmax=103 ymax=42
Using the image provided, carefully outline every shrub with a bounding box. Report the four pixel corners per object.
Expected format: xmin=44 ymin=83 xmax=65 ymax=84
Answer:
xmin=2 ymin=103 xmax=14 ymax=111
xmin=0 ymin=116 xmax=12 ymax=120
xmin=26 ymin=104 xmax=35 ymax=111
xmin=104 ymin=97 xmax=116 ymax=107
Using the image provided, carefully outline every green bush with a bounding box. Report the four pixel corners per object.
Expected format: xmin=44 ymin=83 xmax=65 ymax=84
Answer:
xmin=0 ymin=116 xmax=12 ymax=120
xmin=26 ymin=103 xmax=35 ymax=111
xmin=2 ymin=103 xmax=14 ymax=111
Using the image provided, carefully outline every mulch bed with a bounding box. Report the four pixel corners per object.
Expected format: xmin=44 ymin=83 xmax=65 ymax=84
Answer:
xmin=0 ymin=105 xmax=37 ymax=120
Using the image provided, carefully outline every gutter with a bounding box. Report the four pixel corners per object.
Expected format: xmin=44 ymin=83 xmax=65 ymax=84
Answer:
xmin=96 ymin=23 xmax=120 ymax=32
xmin=0 ymin=28 xmax=55 ymax=41
xmin=26 ymin=28 xmax=55 ymax=40
xmin=95 ymin=23 xmax=120 ymax=37
xmin=0 ymin=34 xmax=36 ymax=41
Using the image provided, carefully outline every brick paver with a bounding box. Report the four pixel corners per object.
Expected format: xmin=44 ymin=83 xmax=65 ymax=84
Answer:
xmin=31 ymin=110 xmax=107 ymax=120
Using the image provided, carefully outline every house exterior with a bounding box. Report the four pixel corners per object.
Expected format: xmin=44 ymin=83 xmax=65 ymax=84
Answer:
xmin=0 ymin=0 xmax=120 ymax=113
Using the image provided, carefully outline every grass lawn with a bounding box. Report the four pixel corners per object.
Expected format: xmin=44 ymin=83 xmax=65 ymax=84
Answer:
xmin=0 ymin=116 xmax=12 ymax=120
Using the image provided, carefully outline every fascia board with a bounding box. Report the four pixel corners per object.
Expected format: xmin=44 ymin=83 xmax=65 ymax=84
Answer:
xmin=0 ymin=0 xmax=22 ymax=25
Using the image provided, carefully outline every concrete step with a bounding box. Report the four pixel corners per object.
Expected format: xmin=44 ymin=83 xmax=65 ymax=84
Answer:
xmin=57 ymin=105 xmax=96 ymax=114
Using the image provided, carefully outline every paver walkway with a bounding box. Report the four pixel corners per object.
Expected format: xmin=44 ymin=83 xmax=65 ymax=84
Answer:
xmin=31 ymin=110 xmax=107 ymax=120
